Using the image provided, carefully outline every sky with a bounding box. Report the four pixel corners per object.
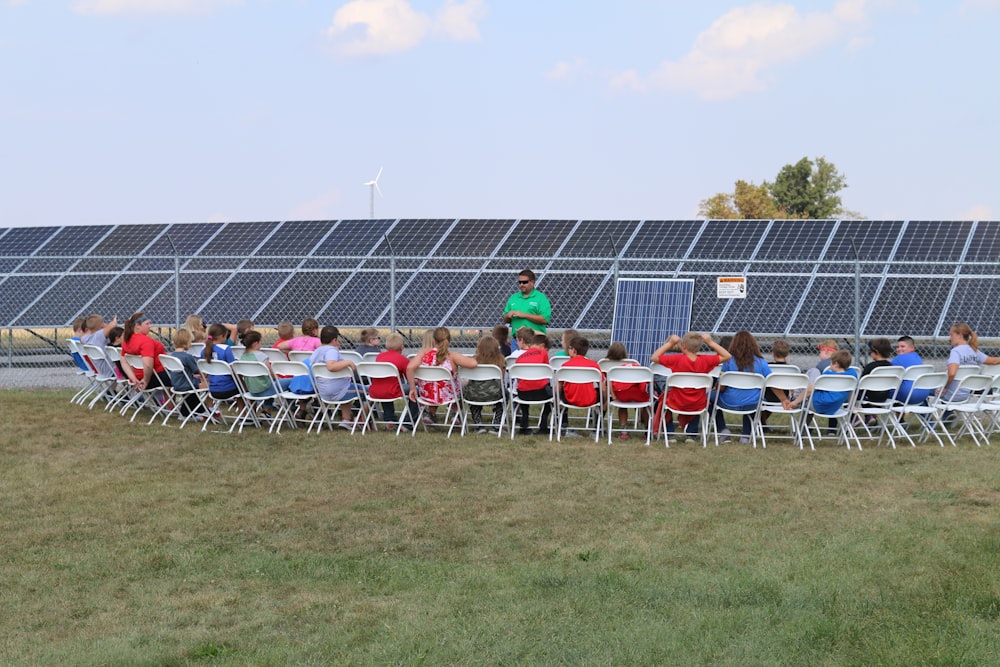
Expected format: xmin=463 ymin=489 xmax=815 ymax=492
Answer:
xmin=2 ymin=0 xmax=999 ymax=228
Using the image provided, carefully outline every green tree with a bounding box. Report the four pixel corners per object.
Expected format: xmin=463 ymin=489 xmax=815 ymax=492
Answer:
xmin=767 ymin=156 xmax=847 ymax=219
xmin=700 ymin=156 xmax=852 ymax=219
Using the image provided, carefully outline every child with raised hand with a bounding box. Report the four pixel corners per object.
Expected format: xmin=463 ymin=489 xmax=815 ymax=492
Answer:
xmin=650 ymin=332 xmax=731 ymax=437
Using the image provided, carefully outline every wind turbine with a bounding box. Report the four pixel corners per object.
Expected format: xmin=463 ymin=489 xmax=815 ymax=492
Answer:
xmin=363 ymin=167 xmax=383 ymax=219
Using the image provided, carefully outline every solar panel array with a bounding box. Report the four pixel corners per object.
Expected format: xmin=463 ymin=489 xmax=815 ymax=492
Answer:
xmin=1 ymin=219 xmax=998 ymax=339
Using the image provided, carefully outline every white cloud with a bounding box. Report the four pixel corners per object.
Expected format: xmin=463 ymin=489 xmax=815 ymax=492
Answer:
xmin=326 ymin=0 xmax=487 ymax=57
xmin=610 ymin=0 xmax=871 ymax=101
xmin=74 ymin=0 xmax=241 ymax=15
xmin=545 ymin=57 xmax=588 ymax=82
xmin=959 ymin=204 xmax=994 ymax=220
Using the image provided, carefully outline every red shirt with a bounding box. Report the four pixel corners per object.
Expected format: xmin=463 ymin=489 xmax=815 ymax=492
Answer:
xmin=610 ymin=362 xmax=651 ymax=403
xmin=368 ymin=349 xmax=409 ymax=399
xmin=515 ymin=347 xmax=550 ymax=391
xmin=122 ymin=332 xmax=167 ymax=379
xmin=658 ymin=353 xmax=720 ymax=413
xmin=561 ymin=355 xmax=602 ymax=406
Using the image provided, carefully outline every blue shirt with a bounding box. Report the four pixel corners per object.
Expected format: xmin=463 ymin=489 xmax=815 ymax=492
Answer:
xmin=718 ymin=356 xmax=771 ymax=407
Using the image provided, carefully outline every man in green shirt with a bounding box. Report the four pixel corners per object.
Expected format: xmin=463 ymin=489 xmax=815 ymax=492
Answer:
xmin=503 ymin=269 xmax=551 ymax=343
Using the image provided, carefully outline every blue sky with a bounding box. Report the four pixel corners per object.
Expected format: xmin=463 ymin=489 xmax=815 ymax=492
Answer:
xmin=2 ymin=0 xmax=998 ymax=228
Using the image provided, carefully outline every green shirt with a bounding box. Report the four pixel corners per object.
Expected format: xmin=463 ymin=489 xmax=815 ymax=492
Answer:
xmin=504 ymin=289 xmax=551 ymax=333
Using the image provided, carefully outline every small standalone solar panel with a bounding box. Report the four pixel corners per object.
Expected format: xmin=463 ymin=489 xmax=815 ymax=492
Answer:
xmin=611 ymin=278 xmax=694 ymax=364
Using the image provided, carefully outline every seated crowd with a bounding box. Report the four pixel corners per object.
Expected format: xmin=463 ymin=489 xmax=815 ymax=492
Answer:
xmin=68 ymin=312 xmax=1000 ymax=444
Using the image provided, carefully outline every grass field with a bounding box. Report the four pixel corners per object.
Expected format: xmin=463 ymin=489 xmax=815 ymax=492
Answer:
xmin=3 ymin=390 xmax=1000 ymax=665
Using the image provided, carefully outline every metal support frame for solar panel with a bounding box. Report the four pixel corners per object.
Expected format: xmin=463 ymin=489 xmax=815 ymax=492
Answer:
xmin=611 ymin=278 xmax=694 ymax=364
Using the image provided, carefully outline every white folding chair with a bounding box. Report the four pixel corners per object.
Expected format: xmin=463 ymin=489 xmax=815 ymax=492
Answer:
xmin=121 ymin=353 xmax=168 ymax=423
xmin=261 ymin=347 xmax=288 ymax=362
xmin=454 ymin=364 xmax=506 ymax=437
xmin=852 ymin=373 xmax=903 ymax=449
xmin=934 ymin=373 xmax=994 ymax=447
xmin=658 ymin=372 xmax=714 ymax=448
xmin=503 ymin=363 xmax=556 ymax=440
xmin=768 ymin=363 xmax=801 ymax=374
xmin=400 ymin=365 xmax=461 ymax=437
xmin=598 ymin=357 xmax=641 ymax=374
xmin=81 ymin=343 xmax=127 ymax=410
xmin=102 ymin=346 xmax=133 ymax=413
xmin=606 ymin=365 xmax=654 ymax=445
xmin=67 ymin=339 xmax=102 ymax=406
xmin=548 ymin=355 xmax=570 ymax=370
xmin=710 ymin=371 xmax=766 ymax=448
xmin=340 ymin=350 xmax=364 ymax=365
xmin=230 ymin=359 xmax=281 ymax=433
xmin=554 ymin=365 xmax=604 ymax=442
xmin=288 ymin=350 xmax=312 ymax=363
xmin=362 ymin=352 xmax=381 ymax=363
xmin=869 ymin=365 xmax=905 ymax=380
xmin=891 ymin=372 xmax=949 ymax=447
xmin=157 ymin=353 xmax=210 ymax=429
xmin=309 ymin=364 xmax=360 ymax=434
xmin=269 ymin=360 xmax=315 ymax=433
xmin=356 ymin=361 xmax=408 ymax=434
xmin=801 ymin=373 xmax=859 ymax=450
xmin=757 ymin=372 xmax=810 ymax=449
xmin=980 ymin=375 xmax=1000 ymax=437
xmin=197 ymin=359 xmax=242 ymax=432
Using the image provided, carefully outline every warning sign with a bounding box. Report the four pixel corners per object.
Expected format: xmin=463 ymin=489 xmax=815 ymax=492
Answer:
xmin=717 ymin=276 xmax=747 ymax=299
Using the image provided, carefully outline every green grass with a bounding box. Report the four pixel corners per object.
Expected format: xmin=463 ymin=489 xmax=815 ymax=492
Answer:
xmin=3 ymin=390 xmax=1000 ymax=665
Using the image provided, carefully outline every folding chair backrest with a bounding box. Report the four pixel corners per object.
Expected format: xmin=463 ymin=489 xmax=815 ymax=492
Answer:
xmin=549 ymin=356 xmax=570 ymax=370
xmin=764 ymin=372 xmax=810 ymax=393
xmin=457 ymin=364 xmax=504 ymax=383
xmin=606 ymin=365 xmax=654 ymax=387
xmin=261 ymin=347 xmax=288 ymax=362
xmin=270 ymin=360 xmax=310 ymax=379
xmin=717 ymin=371 xmax=766 ymax=392
xmin=230 ymin=359 xmax=271 ymax=379
xmin=198 ymin=359 xmax=234 ymax=379
xmin=955 ymin=364 xmax=981 ymax=383
xmin=340 ymin=350 xmax=364 ymax=365
xmin=288 ymin=350 xmax=312 ymax=363
xmin=666 ymin=372 xmax=714 ymax=392
xmin=910 ymin=371 xmax=947 ymax=392
xmin=554 ymin=366 xmax=603 ymax=386
xmin=901 ymin=364 xmax=934 ymax=381
xmin=768 ymin=363 xmax=801 ymax=374
xmin=508 ymin=363 xmax=554 ymax=385
xmin=869 ymin=366 xmax=905 ymax=380
xmin=856 ymin=373 xmax=901 ymax=402
xmin=944 ymin=374 xmax=994 ymax=404
xmin=362 ymin=352 xmax=381 ymax=363
xmin=357 ymin=361 xmax=404 ymax=381
xmin=310 ymin=364 xmax=355 ymax=381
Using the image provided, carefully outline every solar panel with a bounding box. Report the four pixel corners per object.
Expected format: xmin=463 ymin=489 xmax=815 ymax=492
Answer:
xmin=35 ymin=225 xmax=111 ymax=256
xmin=819 ymin=220 xmax=904 ymax=270
xmin=15 ymin=274 xmax=111 ymax=327
xmin=495 ymin=220 xmax=577 ymax=258
xmin=1 ymin=227 xmax=64 ymax=255
xmin=2 ymin=218 xmax=999 ymax=338
xmin=434 ymin=220 xmax=513 ymax=257
xmin=864 ymin=276 xmax=954 ymax=337
xmin=756 ymin=219 xmax=835 ymax=260
xmin=86 ymin=273 xmax=175 ymax=324
xmin=186 ymin=221 xmax=280 ymax=270
xmin=387 ymin=270 xmax=476 ymax=328
xmin=611 ymin=278 xmax=694 ymax=365
xmin=90 ymin=224 xmax=169 ymax=255
xmin=790 ymin=276 xmax=882 ymax=336
xmin=254 ymin=271 xmax=352 ymax=324
xmin=717 ymin=274 xmax=813 ymax=335
xmin=445 ymin=273 xmax=515 ymax=328
xmin=961 ymin=220 xmax=1000 ymax=273
xmin=944 ymin=278 xmax=1000 ymax=337
xmin=891 ymin=221 xmax=972 ymax=275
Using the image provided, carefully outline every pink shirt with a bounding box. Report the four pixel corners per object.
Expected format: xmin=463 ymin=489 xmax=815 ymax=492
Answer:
xmin=287 ymin=336 xmax=321 ymax=352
